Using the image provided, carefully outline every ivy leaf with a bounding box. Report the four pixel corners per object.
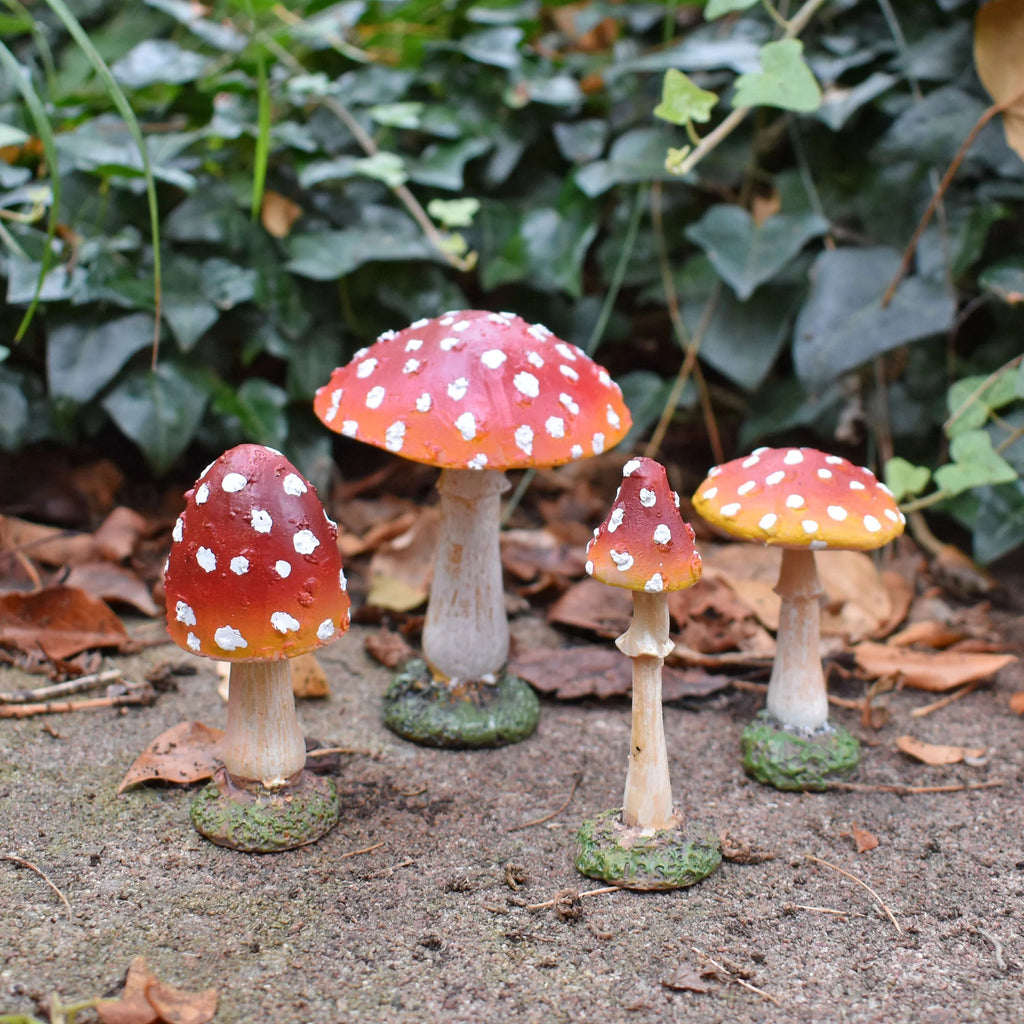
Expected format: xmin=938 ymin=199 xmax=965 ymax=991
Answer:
xmin=933 ymin=430 xmax=1018 ymax=497
xmin=428 ymin=198 xmax=480 ymax=229
xmin=884 ymin=457 xmax=932 ymax=502
xmin=706 ymin=0 xmax=760 ymax=19
xmin=971 ymin=481 xmax=1024 ymax=564
xmin=978 ymin=259 xmax=1024 ymax=304
xmin=946 ymin=372 xmax=1021 ymax=438
xmin=732 ymin=40 xmax=823 ymax=113
xmin=213 ymin=379 xmax=288 ymax=448
xmin=0 ymin=373 xmax=29 ymax=449
xmin=685 ymin=205 xmax=828 ymax=300
xmin=102 ymin=363 xmax=212 ymax=475
xmin=111 ymin=39 xmax=211 ymax=88
xmin=653 ymin=70 xmax=718 ymax=126
xmin=369 ymin=102 xmax=424 ymax=129
xmin=353 ymin=152 xmax=407 ymax=189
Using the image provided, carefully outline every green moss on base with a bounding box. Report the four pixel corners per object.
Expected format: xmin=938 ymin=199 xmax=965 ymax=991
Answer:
xmin=575 ymin=809 xmax=721 ymax=891
xmin=381 ymin=660 xmax=540 ymax=748
xmin=190 ymin=768 xmax=340 ymax=852
xmin=741 ymin=711 xmax=860 ymax=791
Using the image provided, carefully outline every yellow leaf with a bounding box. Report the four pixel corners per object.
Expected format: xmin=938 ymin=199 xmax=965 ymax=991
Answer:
xmin=974 ymin=0 xmax=1024 ymax=160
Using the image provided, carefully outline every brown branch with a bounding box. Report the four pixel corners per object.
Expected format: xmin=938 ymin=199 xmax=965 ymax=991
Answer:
xmin=805 ymin=854 xmax=901 ymax=933
xmin=828 ymin=778 xmax=1003 ymax=795
xmin=507 ymin=772 xmax=583 ymax=832
xmin=2 ymin=854 xmax=72 ymax=922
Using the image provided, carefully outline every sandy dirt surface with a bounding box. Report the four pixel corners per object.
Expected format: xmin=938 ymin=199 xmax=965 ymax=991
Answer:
xmin=2 ymin=596 xmax=1023 ymax=1023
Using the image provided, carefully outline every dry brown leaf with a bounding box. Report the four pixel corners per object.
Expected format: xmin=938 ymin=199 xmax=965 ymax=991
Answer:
xmin=261 ymin=189 xmax=303 ymax=238
xmin=145 ymin=976 xmax=218 ymax=1024
xmin=547 ymin=577 xmax=632 ymax=638
xmin=97 ymin=958 xmax=159 ymax=1024
xmin=1009 ymin=691 xmax=1024 ymax=714
xmin=853 ymin=641 xmax=1016 ymax=692
xmin=93 ymin=506 xmax=149 ymax=562
xmin=887 ymin=620 xmax=966 ymax=649
xmin=365 ymin=508 xmax=439 ymax=611
xmin=975 ymin=0 xmax=1024 ymax=161
xmin=117 ymin=721 xmax=224 ymax=793
xmin=0 ymin=585 xmax=131 ymax=659
xmin=364 ymin=629 xmax=418 ymax=668
xmin=895 ymin=734 xmax=987 ymax=766
xmin=660 ymin=965 xmax=713 ymax=994
xmin=0 ymin=514 xmax=96 ymax=566
xmin=500 ymin=527 xmax=586 ymax=582
xmin=64 ymin=561 xmax=159 ymax=616
xmin=851 ymin=824 xmax=879 ymax=854
xmin=291 ymin=652 xmax=329 ymax=699
xmin=97 ymin=956 xmax=217 ymax=1024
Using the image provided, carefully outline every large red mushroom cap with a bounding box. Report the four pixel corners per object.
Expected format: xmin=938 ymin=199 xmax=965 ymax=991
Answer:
xmin=691 ymin=446 xmax=905 ymax=551
xmin=164 ymin=444 xmax=351 ymax=662
xmin=313 ymin=309 xmax=631 ymax=470
xmin=586 ymin=457 xmax=703 ymax=593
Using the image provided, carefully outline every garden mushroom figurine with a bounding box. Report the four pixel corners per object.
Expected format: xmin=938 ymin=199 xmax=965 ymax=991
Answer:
xmin=575 ymin=457 xmax=721 ymax=890
xmin=314 ymin=309 xmax=631 ymax=748
xmin=164 ymin=443 xmax=351 ymax=851
xmin=692 ymin=446 xmax=905 ymax=790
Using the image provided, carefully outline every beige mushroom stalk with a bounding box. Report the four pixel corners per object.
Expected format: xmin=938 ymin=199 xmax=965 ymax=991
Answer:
xmin=164 ymin=444 xmax=351 ymax=850
xmin=692 ymin=446 xmax=905 ymax=789
xmin=314 ymin=309 xmax=631 ymax=748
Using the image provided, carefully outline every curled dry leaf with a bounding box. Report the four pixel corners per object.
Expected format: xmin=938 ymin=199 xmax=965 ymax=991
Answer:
xmin=974 ymin=0 xmax=1024 ymax=161
xmin=290 ymin=652 xmax=330 ymax=699
xmin=117 ymin=721 xmax=224 ymax=793
xmin=851 ymin=824 xmax=879 ymax=854
xmin=93 ymin=506 xmax=149 ymax=562
xmin=63 ymin=561 xmax=159 ymax=617
xmin=1009 ymin=691 xmax=1024 ymax=714
xmin=261 ymin=189 xmax=303 ymax=238
xmin=98 ymin=957 xmax=217 ymax=1024
xmin=853 ymin=642 xmax=1016 ymax=692
xmin=895 ymin=734 xmax=987 ymax=766
xmin=364 ymin=628 xmax=418 ymax=669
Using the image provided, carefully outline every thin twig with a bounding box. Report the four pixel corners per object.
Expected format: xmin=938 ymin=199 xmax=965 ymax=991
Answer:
xmin=507 ymin=773 xmax=583 ymax=832
xmin=691 ymin=946 xmax=781 ymax=1006
xmin=910 ymin=681 xmax=983 ymax=718
xmin=0 ymin=669 xmax=123 ymax=704
xmin=526 ymin=885 xmax=620 ymax=911
xmin=786 ymin=902 xmax=868 ymax=919
xmin=805 ymin=855 xmax=901 ymax=933
xmin=0 ymin=684 xmax=155 ymax=719
xmin=2 ymin=854 xmax=72 ymax=922
xmin=976 ymin=928 xmax=1008 ymax=971
xmin=828 ymin=778 xmax=1003 ymax=795
xmin=338 ymin=840 xmax=385 ymax=860
xmin=305 ymin=746 xmax=374 ymax=758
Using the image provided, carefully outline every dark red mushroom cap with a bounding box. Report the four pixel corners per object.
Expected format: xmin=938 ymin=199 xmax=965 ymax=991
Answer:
xmin=164 ymin=444 xmax=351 ymax=662
xmin=691 ymin=446 xmax=905 ymax=551
xmin=313 ymin=309 xmax=632 ymax=470
xmin=586 ymin=457 xmax=703 ymax=592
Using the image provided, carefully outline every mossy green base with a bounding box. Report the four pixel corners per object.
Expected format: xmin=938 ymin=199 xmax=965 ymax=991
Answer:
xmin=190 ymin=767 xmax=340 ymax=852
xmin=575 ymin=809 xmax=722 ymax=891
xmin=381 ymin=660 xmax=540 ymax=749
xmin=741 ymin=711 xmax=861 ymax=791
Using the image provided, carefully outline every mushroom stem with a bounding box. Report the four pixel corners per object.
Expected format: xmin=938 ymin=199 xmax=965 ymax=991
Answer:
xmin=766 ymin=547 xmax=828 ymax=731
xmin=617 ymin=591 xmax=677 ymax=833
xmin=223 ymin=659 xmax=307 ymax=789
xmin=422 ymin=468 xmax=511 ymax=684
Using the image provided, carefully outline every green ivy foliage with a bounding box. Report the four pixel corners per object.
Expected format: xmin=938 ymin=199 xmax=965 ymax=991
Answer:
xmin=1 ymin=0 xmax=1023 ymax=560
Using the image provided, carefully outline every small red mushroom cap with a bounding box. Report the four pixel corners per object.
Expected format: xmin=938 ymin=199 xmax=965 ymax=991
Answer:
xmin=313 ymin=309 xmax=631 ymax=471
xmin=691 ymin=446 xmax=905 ymax=551
xmin=164 ymin=444 xmax=351 ymax=662
xmin=586 ymin=457 xmax=702 ymax=592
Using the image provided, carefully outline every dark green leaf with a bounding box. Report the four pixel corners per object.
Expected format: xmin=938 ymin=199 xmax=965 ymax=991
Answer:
xmin=553 ymin=120 xmax=607 ymax=164
xmin=705 ymin=0 xmax=759 ymax=17
xmin=732 ymin=40 xmax=823 ymax=113
xmin=102 ymin=362 xmax=212 ymax=475
xmin=970 ymin=481 xmax=1024 ymax=564
xmin=457 ymin=27 xmax=523 ymax=69
xmin=199 ymin=258 xmax=258 ymax=310
xmin=409 ymin=138 xmax=492 ymax=190
xmin=46 ymin=314 xmax=155 ymax=403
xmin=575 ymin=128 xmax=681 ymax=197
xmin=6 ymin=258 xmax=89 ymax=304
xmin=213 ymin=379 xmax=288 ymax=448
xmin=978 ymin=259 xmax=1024 ymax=305
xmin=111 ymin=39 xmax=210 ymax=88
xmin=0 ymin=374 xmax=29 ymax=449
xmin=793 ymin=248 xmax=956 ymax=386
xmin=163 ymin=186 xmax=252 ymax=249
xmin=685 ymin=206 xmax=827 ymax=300
xmin=617 ymin=369 xmax=695 ymax=451
xmin=814 ymin=72 xmax=897 ymax=131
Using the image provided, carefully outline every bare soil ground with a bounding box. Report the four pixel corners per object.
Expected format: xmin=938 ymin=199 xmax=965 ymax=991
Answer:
xmin=2 ymin=592 xmax=1024 ymax=1023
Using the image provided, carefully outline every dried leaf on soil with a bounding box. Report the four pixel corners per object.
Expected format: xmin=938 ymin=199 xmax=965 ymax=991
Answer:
xmin=93 ymin=506 xmax=149 ymax=562
xmin=291 ymin=652 xmax=330 ymax=699
xmin=851 ymin=824 xmax=879 ymax=853
xmin=853 ymin=641 xmax=1016 ymax=691
xmin=974 ymin=0 xmax=1024 ymax=160
xmin=98 ymin=957 xmax=217 ymax=1024
xmin=547 ymin=577 xmax=632 ymax=638
xmin=1009 ymin=691 xmax=1024 ymax=714
xmin=887 ymin=620 xmax=966 ymax=649
xmin=0 ymin=585 xmax=131 ymax=659
xmin=510 ymin=646 xmax=728 ymax=701
xmin=117 ymin=721 xmax=224 ymax=793
xmin=895 ymin=734 xmax=987 ymax=766
xmin=364 ymin=629 xmax=418 ymax=668
xmin=365 ymin=508 xmax=439 ymax=611
xmin=660 ymin=966 xmax=712 ymax=993
xmin=63 ymin=561 xmax=159 ymax=617
xmin=0 ymin=514 xmax=96 ymax=567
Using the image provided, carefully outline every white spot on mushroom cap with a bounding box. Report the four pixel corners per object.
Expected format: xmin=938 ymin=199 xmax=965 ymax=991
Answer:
xmin=585 ymin=559 xmax=594 ymax=575
xmin=864 ymin=514 xmax=882 ymax=532
xmin=608 ymin=507 xmax=624 ymax=532
xmin=592 ymin=433 xmax=605 ymax=454
xmin=571 ymin=444 xmax=584 ymax=459
xmin=275 ymin=560 xmax=292 ymax=578
xmin=610 ymin=549 xmax=634 ymax=572
xmin=639 ymin=488 xmax=656 ymax=508
xmin=786 ymin=494 xmax=805 ymax=509
xmin=448 ymin=378 xmax=469 ymax=401
xmin=701 ymin=486 xmax=718 ymax=501
xmin=385 ymin=421 xmax=406 ymax=452
xmin=481 ymin=349 xmax=506 ymax=369
xmin=440 ymin=336 xmax=459 ymax=352
xmin=622 ymin=459 xmax=641 ymax=477
xmin=766 ymin=471 xmax=785 ymax=486
xmin=452 ymin=320 xmax=470 ymax=332
xmin=283 ymin=473 xmax=307 ymax=497
xmin=528 ymin=323 xmax=552 ymax=341
xmin=784 ymin=449 xmax=804 ymax=465
xmin=455 ymin=411 xmax=477 ymax=441
xmin=653 ymin=524 xmax=671 ymax=545
xmin=607 ymin=406 xmax=620 ymax=429
xmin=197 ymin=546 xmax=217 ymax=572
xmin=738 ymin=480 xmax=757 ymax=496
xmin=825 ymin=455 xmax=844 ymax=465
xmin=850 ymin=480 xmax=866 ymax=491
xmin=294 ymin=529 xmax=320 ymax=555
xmin=366 ymin=386 xmax=385 ymax=409
xmin=559 ymin=393 xmax=579 ymax=415
xmin=416 ymin=393 xmax=432 ymax=413
xmin=251 ymin=509 xmax=273 ymax=534
xmin=817 ymin=468 xmax=832 ymax=480
xmin=195 ymin=483 xmax=210 ymax=505
xmin=802 ymin=520 xmax=819 ymax=534
xmin=555 ymin=342 xmax=577 ymax=361
xmin=885 ymin=508 xmax=899 ymax=522
xmin=560 ymin=365 xmax=579 ymax=382
xmin=721 ymin=503 xmax=741 ymax=517
xmin=828 ymin=505 xmax=848 ymax=521
xmin=230 ymin=556 xmax=249 ymax=575
xmin=545 ymin=416 xmax=565 ymax=438
xmin=810 ymin=539 xmax=829 ymax=550
xmin=468 ymin=453 xmax=488 ymax=470
xmin=271 ymin=611 xmax=301 ymax=634
xmin=175 ymin=601 xmax=196 ymax=626
xmin=645 ymin=574 xmax=664 ymax=593
xmin=513 ymin=372 xmax=539 ymax=398
xmin=339 ymin=568 xmax=348 ymax=591
xmin=222 ymin=472 xmax=247 ymax=493
xmin=759 ymin=513 xmax=778 ymax=530
xmin=356 ymin=358 xmax=377 ymax=379
xmin=317 ymin=619 xmax=336 ymax=642
xmin=341 ymin=420 xmax=358 ymax=438
xmin=214 ymin=626 xmax=246 ymax=651
xmin=404 ymin=359 xmax=421 ymax=374
xmin=742 ymin=453 xmax=761 ymax=468
xmin=172 ymin=517 xmax=184 ymax=543
xmin=405 ymin=337 xmax=423 ymax=351
xmin=187 ymin=632 xmax=201 ymax=652
xmin=515 ymin=424 xmax=534 ymax=455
